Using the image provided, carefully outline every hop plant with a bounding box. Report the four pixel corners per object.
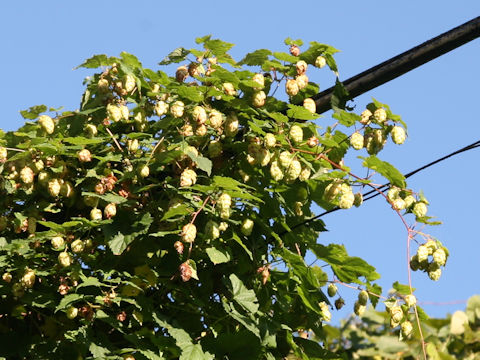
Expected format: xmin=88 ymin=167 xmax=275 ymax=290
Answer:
xmin=285 ymin=79 xmax=299 ymax=96
xmin=154 ymin=101 xmax=169 ymax=117
xmin=104 ymin=203 xmax=117 ymax=219
xmin=107 ymin=104 xmax=122 ymax=122
xmin=278 ymin=151 xmax=293 ymax=169
xmin=285 ymin=159 xmax=302 ymax=183
xmin=58 ymin=252 xmax=73 ymax=268
xmin=270 ymin=160 xmax=284 ymax=181
xmin=373 ymin=108 xmax=387 ymax=123
xmin=71 ymin=239 xmax=85 ymax=253
xmin=264 ymin=133 xmax=276 ymax=148
xmin=180 ymin=169 xmax=197 ymax=187
xmin=358 ymin=290 xmax=369 ymax=306
xmin=298 ymin=167 xmax=311 ymax=182
xmin=38 ymin=115 xmax=55 ymax=134
xmin=412 ymin=202 xmax=428 ymax=218
xmin=401 ymin=321 xmax=413 ymax=337
xmin=181 ymin=223 xmax=197 ymax=243
xmin=0 ymin=147 xmax=7 ymax=162
xmin=296 ymin=74 xmax=309 ymax=90
xmin=350 ymin=132 xmax=364 ymax=150
xmin=224 ymin=114 xmax=239 ymax=137
xmin=209 ymin=110 xmax=223 ymax=129
xmin=252 ymin=90 xmax=266 ymax=108
xmin=315 ymin=55 xmax=327 ymax=68
xmin=21 ymin=269 xmax=36 ymax=289
xmin=289 ymin=125 xmax=303 ymax=143
xmin=170 ymin=101 xmax=185 ymax=118
xmin=20 ymin=166 xmax=35 ymax=184
xmin=319 ymin=301 xmax=331 ymax=322
xmin=354 ymin=301 xmax=366 ymax=316
xmin=296 ymin=60 xmax=308 ymax=75
xmin=353 ymin=192 xmax=363 ymax=207
xmin=360 ymin=109 xmax=372 ymax=125
xmin=252 ymin=73 xmax=265 ymax=89
xmin=327 ymin=283 xmax=337 ymax=297
xmin=391 ymin=126 xmax=406 ymax=144
xmin=303 ymin=98 xmax=316 ymax=114
xmin=48 ymin=179 xmax=62 ymax=197
xmin=51 ymin=236 xmax=65 ymax=250
xmin=432 ymin=248 xmax=447 ymax=266
xmin=241 ymin=219 xmax=254 ymax=236
xmin=77 ymin=149 xmax=92 ymax=162
xmin=205 ymin=221 xmax=220 ymax=240
xmin=90 ymin=208 xmax=103 ymax=221
xmin=404 ymin=294 xmax=416 ymax=308
xmin=124 ymin=74 xmax=136 ymax=93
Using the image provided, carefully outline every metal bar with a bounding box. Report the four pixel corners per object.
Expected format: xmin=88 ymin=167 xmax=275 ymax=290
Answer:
xmin=311 ymin=16 xmax=480 ymax=114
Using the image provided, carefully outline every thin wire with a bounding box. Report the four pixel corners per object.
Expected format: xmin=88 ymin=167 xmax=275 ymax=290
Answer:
xmin=281 ymin=139 xmax=480 ymax=235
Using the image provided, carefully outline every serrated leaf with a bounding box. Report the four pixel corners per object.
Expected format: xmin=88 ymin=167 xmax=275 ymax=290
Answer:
xmin=176 ymin=86 xmax=205 ymax=103
xmin=62 ymin=137 xmax=107 ymax=145
xmin=104 ymin=212 xmax=153 ymax=255
xmin=120 ymin=51 xmax=142 ymax=70
xmin=206 ymin=247 xmax=231 ymax=264
xmin=392 ymin=281 xmax=414 ymax=295
xmin=76 ymin=54 xmax=116 ymax=69
xmin=284 ymin=37 xmax=304 ymax=47
xmin=287 ymin=105 xmax=318 ymax=120
xmin=89 ymin=343 xmax=109 ymax=358
xmin=159 ymin=47 xmax=190 ymax=65
xmin=81 ymin=191 xmax=128 ymax=204
xmin=332 ymin=110 xmax=359 ymax=127
xmin=55 ymin=293 xmax=83 ymax=312
xmin=161 ymin=204 xmax=193 ymax=221
xmin=20 ymin=105 xmax=47 ymax=120
xmin=361 ymin=155 xmax=406 ymax=188
xmin=186 ymin=153 xmax=212 ymax=176
xmin=229 ymin=274 xmax=259 ymax=313
xmin=204 ymin=38 xmax=234 ymax=56
xmin=273 ymin=52 xmax=298 ymax=63
xmin=238 ymin=49 xmax=272 ymax=66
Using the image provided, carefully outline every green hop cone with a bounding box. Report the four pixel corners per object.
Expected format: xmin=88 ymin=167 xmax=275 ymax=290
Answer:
xmin=401 ymin=321 xmax=413 ymax=338
xmin=339 ymin=191 xmax=355 ymax=209
xmin=241 ymin=219 xmax=254 ymax=236
xmin=428 ymin=263 xmax=442 ymax=281
xmin=391 ymin=126 xmax=406 ymax=145
xmin=285 ymin=159 xmax=302 ymax=183
xmin=319 ymin=302 xmax=331 ymax=322
xmin=432 ymin=248 xmax=447 ymax=266
xmin=358 ymin=290 xmax=369 ymax=306
xmin=404 ymin=294 xmax=416 ymax=308
xmin=315 ymin=55 xmax=327 ymax=68
xmin=412 ymin=202 xmax=428 ymax=218
xmin=289 ymin=125 xmax=303 ymax=143
xmin=389 ymin=306 xmax=404 ymax=324
xmin=373 ymin=108 xmax=387 ymax=123
xmin=354 ymin=301 xmax=366 ymax=316
xmin=107 ymin=104 xmax=122 ymax=122
xmin=181 ymin=223 xmax=197 ymax=243
xmin=264 ymin=133 xmax=276 ymax=148
xmin=353 ymin=192 xmax=363 ymax=207
xmin=270 ymin=160 xmax=284 ymax=181
xmin=416 ymin=245 xmax=429 ymax=263
xmin=38 ymin=115 xmax=55 ymax=134
xmin=327 ymin=283 xmax=337 ymax=297
xmin=205 ymin=221 xmax=220 ymax=240
xmin=350 ymin=132 xmax=364 ymax=150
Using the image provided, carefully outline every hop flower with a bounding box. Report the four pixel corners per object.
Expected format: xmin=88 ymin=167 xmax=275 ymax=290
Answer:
xmin=0 ymin=147 xmax=7 ymax=162
xmin=299 ymin=167 xmax=311 ymax=182
xmin=374 ymin=108 xmax=387 ymax=123
xmin=285 ymin=159 xmax=302 ymax=183
xmin=2 ymin=272 xmax=12 ymax=283
xmin=253 ymin=91 xmax=266 ymax=108
xmin=360 ymin=109 xmax=372 ymax=125
xmin=401 ymin=321 xmax=413 ymax=337
xmin=66 ymin=306 xmax=79 ymax=320
xmin=289 ymin=44 xmax=300 ymax=56
xmin=174 ymin=241 xmax=184 ymax=254
xmin=175 ymin=65 xmax=189 ymax=82
xmin=38 ymin=115 xmax=55 ymax=134
xmin=327 ymin=283 xmax=337 ymax=297
xmin=257 ymin=148 xmax=272 ymax=167
xmin=296 ymin=74 xmax=309 ymax=90
xmin=354 ymin=301 xmax=366 ymax=316
xmin=335 ymin=297 xmax=345 ymax=310
xmin=58 ymin=252 xmax=73 ymax=267
xmin=170 ymin=101 xmax=185 ymax=118
xmin=307 ymin=136 xmax=319 ymax=147
xmin=180 ymin=169 xmax=197 ymax=187
xmin=279 ymin=151 xmax=293 ymax=169
xmin=303 ymin=98 xmax=316 ymax=114
xmin=358 ymin=290 xmax=369 ymax=306
xmin=391 ymin=126 xmax=406 ymax=145
xmin=217 ymin=193 xmax=232 ymax=211
xmin=315 ymin=55 xmax=327 ymax=68
xmin=181 ymin=223 xmax=197 ymax=243
xmin=139 ymin=165 xmax=150 ymax=178
xmin=224 ymin=114 xmax=239 ymax=137
xmin=294 ymin=201 xmax=303 ymax=216
xmin=350 ymin=132 xmax=364 ymax=150
xmin=104 ymin=203 xmax=117 ymax=219
xmin=389 ymin=306 xmax=404 ymax=324
xmin=428 ymin=266 xmax=442 ymax=281
xmin=179 ymin=123 xmax=194 ymax=137
xmin=179 ymin=261 xmax=193 ymax=282
xmin=195 ymin=124 xmax=207 ymax=136
xmin=188 ymin=62 xmax=200 ymax=77
xmin=192 ymin=106 xmax=207 ymax=124
xmin=71 ymin=239 xmax=85 ymax=253
xmin=289 ymin=125 xmax=303 ymax=143
xmin=404 ymin=294 xmax=417 ymax=308
xmin=392 ymin=198 xmax=406 ymax=210
xmin=353 ymin=193 xmax=363 ymax=207
xmin=264 ymin=133 xmax=276 ymax=148
xmin=97 ymin=78 xmax=109 ymax=92
xmin=432 ymin=248 xmax=447 ymax=266
xmin=20 ymin=166 xmax=35 ymax=184
xmin=252 ymin=73 xmax=265 ymax=89
xmin=296 ymin=60 xmax=308 ymax=75
xmin=48 ymin=178 xmax=62 ymax=197
xmin=205 ymin=221 xmax=220 ymax=239
xmin=416 ymin=245 xmax=429 ymax=263
xmin=339 ymin=191 xmax=355 ymax=209
xmin=127 ymin=139 xmax=139 ymax=153
xmin=21 ymin=269 xmax=36 ymax=288
xmin=412 ymin=202 xmax=428 ymax=218
xmin=319 ymin=301 xmax=331 ymax=322
xmin=85 ymin=124 xmax=98 ymax=137
xmin=124 ymin=74 xmax=136 ymax=93
xmin=324 ymin=181 xmax=342 ymax=201
xmin=285 ymin=79 xmax=299 ymax=96
xmin=77 ymin=149 xmax=92 ymax=163
xmin=208 ymin=110 xmax=223 ymax=129
xmin=90 ymin=208 xmax=103 ymax=221
xmin=241 ymin=219 xmax=254 ymax=236
xmin=51 ymin=236 xmax=65 ymax=249
xmin=270 ymin=160 xmax=284 ymax=181
xmin=222 ymin=82 xmax=236 ymax=96
xmin=154 ymin=101 xmax=169 ymax=117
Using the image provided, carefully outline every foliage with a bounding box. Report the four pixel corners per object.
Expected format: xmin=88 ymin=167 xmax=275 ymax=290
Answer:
xmin=0 ymin=37 xmax=448 ymax=359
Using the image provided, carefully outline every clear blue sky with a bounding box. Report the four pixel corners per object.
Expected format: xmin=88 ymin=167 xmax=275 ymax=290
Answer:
xmin=1 ymin=1 xmax=479 ymax=321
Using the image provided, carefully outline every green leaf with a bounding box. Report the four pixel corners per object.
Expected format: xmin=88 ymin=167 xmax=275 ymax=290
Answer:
xmin=176 ymin=86 xmax=205 ymax=103
xmin=120 ymin=51 xmax=143 ymax=70
xmin=62 ymin=137 xmax=107 ymax=145
xmin=76 ymin=54 xmax=116 ymax=69
xmin=204 ymin=38 xmax=234 ymax=56
xmin=284 ymin=37 xmax=304 ymax=46
xmin=229 ymin=274 xmax=259 ymax=313
xmin=361 ymin=155 xmax=406 ymax=188
xmin=81 ymin=191 xmax=128 ymax=204
xmin=89 ymin=343 xmax=109 ymax=358
xmin=20 ymin=105 xmax=47 ymax=120
xmin=159 ymin=47 xmax=190 ymax=65
xmin=273 ymin=52 xmax=298 ymax=63
xmin=186 ymin=152 xmax=212 ymax=176
xmin=392 ymin=281 xmax=414 ymax=295
xmin=238 ymin=49 xmax=272 ymax=66
xmin=287 ymin=105 xmax=318 ymax=120
xmin=206 ymin=247 xmax=231 ymax=264
xmin=104 ymin=212 xmax=153 ymax=255
xmin=161 ymin=203 xmax=193 ymax=221
xmin=55 ymin=293 xmax=84 ymax=312
xmin=332 ymin=110 xmax=360 ymax=127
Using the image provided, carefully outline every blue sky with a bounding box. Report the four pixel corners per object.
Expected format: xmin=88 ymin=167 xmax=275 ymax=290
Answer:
xmin=1 ymin=1 xmax=479 ymax=321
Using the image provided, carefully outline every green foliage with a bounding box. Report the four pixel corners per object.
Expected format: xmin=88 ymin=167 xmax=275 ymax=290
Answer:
xmin=0 ymin=37 xmax=446 ymax=359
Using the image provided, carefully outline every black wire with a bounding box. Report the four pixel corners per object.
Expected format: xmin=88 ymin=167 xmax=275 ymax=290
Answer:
xmin=281 ymin=139 xmax=480 ymax=235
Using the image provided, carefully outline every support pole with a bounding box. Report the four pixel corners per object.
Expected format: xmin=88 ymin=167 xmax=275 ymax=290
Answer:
xmin=312 ymin=16 xmax=480 ymax=114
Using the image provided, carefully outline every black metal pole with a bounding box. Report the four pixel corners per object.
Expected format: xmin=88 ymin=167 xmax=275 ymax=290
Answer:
xmin=312 ymin=16 xmax=480 ymax=114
